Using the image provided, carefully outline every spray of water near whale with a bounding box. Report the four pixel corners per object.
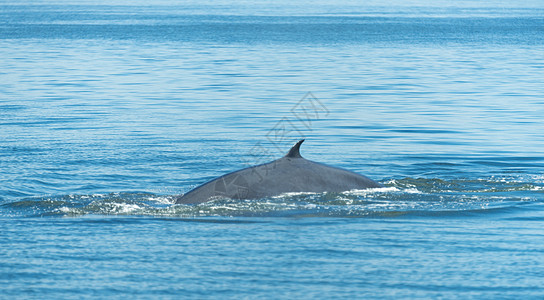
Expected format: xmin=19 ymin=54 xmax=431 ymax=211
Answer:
xmin=175 ymin=140 xmax=383 ymax=204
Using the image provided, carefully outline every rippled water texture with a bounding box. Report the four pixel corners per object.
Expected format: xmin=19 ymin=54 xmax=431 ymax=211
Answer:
xmin=1 ymin=1 xmax=544 ymax=298
xmin=3 ymin=176 xmax=543 ymax=219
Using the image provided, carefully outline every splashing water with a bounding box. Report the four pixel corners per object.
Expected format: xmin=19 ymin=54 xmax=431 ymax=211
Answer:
xmin=3 ymin=176 xmax=541 ymax=218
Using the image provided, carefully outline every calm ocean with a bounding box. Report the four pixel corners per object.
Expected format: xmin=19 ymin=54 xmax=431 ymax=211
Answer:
xmin=1 ymin=1 xmax=544 ymax=298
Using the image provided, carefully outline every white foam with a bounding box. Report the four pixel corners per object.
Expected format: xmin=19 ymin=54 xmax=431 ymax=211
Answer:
xmin=57 ymin=206 xmax=72 ymax=213
xmin=146 ymin=195 xmax=174 ymax=204
xmin=272 ymin=192 xmax=317 ymax=198
xmin=113 ymin=203 xmax=141 ymax=214
xmin=403 ymin=188 xmax=423 ymax=194
xmin=346 ymin=187 xmax=401 ymax=195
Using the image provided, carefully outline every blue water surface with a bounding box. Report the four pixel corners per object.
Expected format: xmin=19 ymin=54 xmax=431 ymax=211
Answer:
xmin=1 ymin=1 xmax=544 ymax=298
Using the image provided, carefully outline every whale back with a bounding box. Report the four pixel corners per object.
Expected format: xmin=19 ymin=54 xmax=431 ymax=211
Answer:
xmin=176 ymin=140 xmax=382 ymax=204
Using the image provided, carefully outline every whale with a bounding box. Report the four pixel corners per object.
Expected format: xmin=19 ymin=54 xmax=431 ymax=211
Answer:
xmin=175 ymin=140 xmax=383 ymax=204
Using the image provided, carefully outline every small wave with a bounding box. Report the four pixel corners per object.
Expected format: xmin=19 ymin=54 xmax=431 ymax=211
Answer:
xmin=385 ymin=176 xmax=544 ymax=193
xmin=1 ymin=176 xmax=542 ymax=218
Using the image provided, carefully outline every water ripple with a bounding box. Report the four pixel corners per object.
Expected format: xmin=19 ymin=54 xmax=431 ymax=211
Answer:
xmin=2 ymin=177 xmax=541 ymax=218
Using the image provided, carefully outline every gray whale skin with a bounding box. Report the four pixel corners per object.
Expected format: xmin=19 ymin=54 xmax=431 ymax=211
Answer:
xmin=176 ymin=140 xmax=383 ymax=204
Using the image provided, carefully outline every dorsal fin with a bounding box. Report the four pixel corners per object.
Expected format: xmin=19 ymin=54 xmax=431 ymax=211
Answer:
xmin=285 ymin=139 xmax=304 ymax=158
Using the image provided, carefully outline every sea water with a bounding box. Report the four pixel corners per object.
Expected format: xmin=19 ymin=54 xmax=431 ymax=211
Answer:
xmin=1 ymin=1 xmax=544 ymax=298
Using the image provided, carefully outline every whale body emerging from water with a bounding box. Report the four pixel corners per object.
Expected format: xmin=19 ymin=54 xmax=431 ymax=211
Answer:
xmin=175 ymin=140 xmax=383 ymax=204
